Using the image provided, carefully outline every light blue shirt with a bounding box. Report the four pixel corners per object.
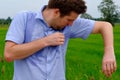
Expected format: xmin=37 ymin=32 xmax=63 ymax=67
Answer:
xmin=6 ymin=6 xmax=95 ymax=80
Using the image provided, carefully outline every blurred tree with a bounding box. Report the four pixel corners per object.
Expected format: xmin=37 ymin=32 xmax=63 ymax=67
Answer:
xmin=0 ymin=17 xmax=12 ymax=25
xmin=6 ymin=17 xmax=12 ymax=24
xmin=98 ymin=0 xmax=120 ymax=26
xmin=80 ymin=13 xmax=93 ymax=19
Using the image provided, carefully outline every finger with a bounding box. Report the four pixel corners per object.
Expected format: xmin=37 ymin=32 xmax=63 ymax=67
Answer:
xmin=58 ymin=32 xmax=64 ymax=36
xmin=57 ymin=38 xmax=64 ymax=45
xmin=110 ymin=61 xmax=117 ymax=73
xmin=55 ymin=32 xmax=64 ymax=37
xmin=102 ymin=63 xmax=107 ymax=74
xmin=102 ymin=63 xmax=111 ymax=77
xmin=110 ymin=63 xmax=114 ymax=73
xmin=59 ymin=38 xmax=64 ymax=42
xmin=59 ymin=36 xmax=65 ymax=39
xmin=58 ymin=41 xmax=64 ymax=45
xmin=113 ymin=62 xmax=117 ymax=72
xmin=106 ymin=63 xmax=112 ymax=76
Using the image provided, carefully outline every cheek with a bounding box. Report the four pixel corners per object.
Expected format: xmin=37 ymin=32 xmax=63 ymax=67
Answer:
xmin=61 ymin=19 xmax=68 ymax=25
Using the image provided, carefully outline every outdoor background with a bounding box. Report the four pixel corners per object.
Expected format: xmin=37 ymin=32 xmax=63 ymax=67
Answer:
xmin=0 ymin=0 xmax=120 ymax=80
xmin=0 ymin=24 xmax=120 ymax=80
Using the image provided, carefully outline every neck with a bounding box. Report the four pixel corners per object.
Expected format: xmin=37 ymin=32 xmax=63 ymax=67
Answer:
xmin=42 ymin=8 xmax=53 ymax=27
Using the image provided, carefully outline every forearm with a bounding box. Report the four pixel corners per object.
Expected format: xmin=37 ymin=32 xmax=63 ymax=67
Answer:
xmin=4 ymin=32 xmax=65 ymax=62
xmin=4 ymin=38 xmax=47 ymax=62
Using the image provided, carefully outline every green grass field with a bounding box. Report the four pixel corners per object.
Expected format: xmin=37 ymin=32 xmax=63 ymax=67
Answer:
xmin=0 ymin=24 xmax=120 ymax=80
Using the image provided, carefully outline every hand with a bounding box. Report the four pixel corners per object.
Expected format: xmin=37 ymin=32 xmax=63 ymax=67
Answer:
xmin=102 ymin=47 xmax=117 ymax=77
xmin=43 ymin=32 xmax=65 ymax=46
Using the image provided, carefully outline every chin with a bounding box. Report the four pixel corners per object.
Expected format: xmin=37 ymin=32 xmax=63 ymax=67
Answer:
xmin=53 ymin=26 xmax=65 ymax=30
xmin=58 ymin=27 xmax=65 ymax=30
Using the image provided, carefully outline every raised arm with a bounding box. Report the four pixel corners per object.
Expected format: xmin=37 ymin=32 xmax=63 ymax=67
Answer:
xmin=92 ymin=21 xmax=117 ymax=77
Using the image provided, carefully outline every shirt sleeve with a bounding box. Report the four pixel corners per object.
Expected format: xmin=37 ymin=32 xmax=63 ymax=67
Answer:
xmin=69 ymin=18 xmax=95 ymax=39
xmin=5 ymin=12 xmax=27 ymax=44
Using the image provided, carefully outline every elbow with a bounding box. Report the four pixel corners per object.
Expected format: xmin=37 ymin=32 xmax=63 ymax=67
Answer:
xmin=4 ymin=52 xmax=14 ymax=62
xmin=104 ymin=22 xmax=113 ymax=29
xmin=104 ymin=22 xmax=113 ymax=32
xmin=100 ymin=22 xmax=113 ymax=33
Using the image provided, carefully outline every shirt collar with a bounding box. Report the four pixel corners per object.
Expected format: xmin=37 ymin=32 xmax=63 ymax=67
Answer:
xmin=35 ymin=5 xmax=47 ymax=21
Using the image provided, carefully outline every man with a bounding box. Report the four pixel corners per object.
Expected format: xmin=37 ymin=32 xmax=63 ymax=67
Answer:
xmin=4 ymin=0 xmax=116 ymax=80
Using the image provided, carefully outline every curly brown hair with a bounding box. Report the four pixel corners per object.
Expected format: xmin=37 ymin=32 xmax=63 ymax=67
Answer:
xmin=47 ymin=0 xmax=87 ymax=17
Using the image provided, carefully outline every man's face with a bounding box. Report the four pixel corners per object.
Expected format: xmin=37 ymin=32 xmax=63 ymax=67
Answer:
xmin=51 ymin=11 xmax=79 ymax=30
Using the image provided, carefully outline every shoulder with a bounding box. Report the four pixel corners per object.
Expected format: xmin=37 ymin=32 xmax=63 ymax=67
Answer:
xmin=72 ymin=17 xmax=96 ymax=29
xmin=73 ymin=17 xmax=95 ymax=25
xmin=14 ymin=11 xmax=37 ymax=19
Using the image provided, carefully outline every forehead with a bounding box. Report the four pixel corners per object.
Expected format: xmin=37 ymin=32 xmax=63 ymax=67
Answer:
xmin=63 ymin=12 xmax=79 ymax=20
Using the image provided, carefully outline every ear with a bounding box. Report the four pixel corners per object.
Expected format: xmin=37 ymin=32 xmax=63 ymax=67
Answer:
xmin=53 ymin=9 xmax=60 ymax=17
